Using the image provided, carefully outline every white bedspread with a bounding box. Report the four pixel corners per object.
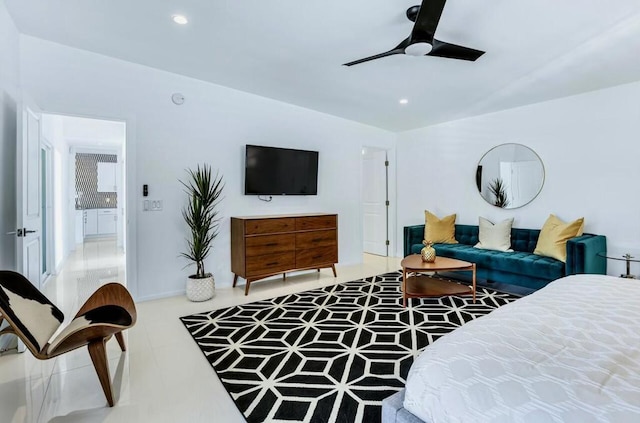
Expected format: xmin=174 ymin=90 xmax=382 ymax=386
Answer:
xmin=404 ymin=275 xmax=640 ymax=423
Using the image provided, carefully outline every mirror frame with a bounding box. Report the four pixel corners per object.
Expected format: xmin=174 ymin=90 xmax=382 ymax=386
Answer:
xmin=476 ymin=143 xmax=545 ymax=209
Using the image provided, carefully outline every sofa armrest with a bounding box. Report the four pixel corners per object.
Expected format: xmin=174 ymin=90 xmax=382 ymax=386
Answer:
xmin=566 ymin=235 xmax=607 ymax=275
xmin=404 ymin=225 xmax=425 ymax=257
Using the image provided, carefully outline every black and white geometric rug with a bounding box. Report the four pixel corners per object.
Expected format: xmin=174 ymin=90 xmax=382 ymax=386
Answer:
xmin=180 ymin=271 xmax=518 ymax=423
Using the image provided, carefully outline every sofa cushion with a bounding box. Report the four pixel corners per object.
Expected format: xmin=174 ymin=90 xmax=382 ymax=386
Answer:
xmin=433 ymin=244 xmax=565 ymax=281
xmin=424 ymin=211 xmax=458 ymax=244
xmin=534 ymin=215 xmax=584 ymax=262
xmin=453 ymin=225 xmax=479 ymax=246
xmin=510 ymin=228 xmax=541 ymax=253
xmin=474 ymin=217 xmax=513 ymax=252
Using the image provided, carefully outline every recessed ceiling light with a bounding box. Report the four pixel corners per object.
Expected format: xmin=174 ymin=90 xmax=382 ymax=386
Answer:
xmin=172 ymin=15 xmax=188 ymax=25
xmin=399 ymin=99 xmax=409 ymax=105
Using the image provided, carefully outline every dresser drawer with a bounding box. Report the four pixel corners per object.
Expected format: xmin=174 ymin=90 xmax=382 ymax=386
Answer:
xmin=295 ymin=229 xmax=337 ymax=249
xmin=296 ymin=246 xmax=337 ymax=268
xmin=246 ymin=252 xmax=295 ymax=276
xmin=245 ymin=218 xmax=295 ymax=235
xmin=246 ymin=234 xmax=295 ymax=257
xmin=295 ymin=215 xmax=337 ymax=231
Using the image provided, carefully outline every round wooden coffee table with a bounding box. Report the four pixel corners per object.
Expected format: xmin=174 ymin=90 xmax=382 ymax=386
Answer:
xmin=401 ymin=254 xmax=476 ymax=307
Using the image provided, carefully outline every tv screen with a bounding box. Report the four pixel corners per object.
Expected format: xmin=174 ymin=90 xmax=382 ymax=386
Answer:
xmin=244 ymin=145 xmax=319 ymax=195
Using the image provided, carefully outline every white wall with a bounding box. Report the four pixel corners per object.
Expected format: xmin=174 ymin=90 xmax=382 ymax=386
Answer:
xmin=0 ymin=3 xmax=20 ymax=270
xmin=19 ymin=36 xmax=396 ymax=300
xmin=397 ymin=80 xmax=640 ymax=276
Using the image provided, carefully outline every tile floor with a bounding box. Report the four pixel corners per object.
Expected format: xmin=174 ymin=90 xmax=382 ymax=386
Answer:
xmin=0 ymin=238 xmax=402 ymax=423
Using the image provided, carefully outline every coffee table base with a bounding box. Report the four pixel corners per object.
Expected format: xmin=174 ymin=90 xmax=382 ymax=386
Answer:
xmin=405 ymin=275 xmax=474 ymax=299
xmin=401 ymin=255 xmax=476 ymax=307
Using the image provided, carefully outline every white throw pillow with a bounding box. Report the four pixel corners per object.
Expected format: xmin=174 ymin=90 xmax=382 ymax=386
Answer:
xmin=474 ymin=217 xmax=514 ymax=252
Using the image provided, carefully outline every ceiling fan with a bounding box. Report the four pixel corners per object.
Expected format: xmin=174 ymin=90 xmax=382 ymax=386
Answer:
xmin=343 ymin=0 xmax=485 ymax=66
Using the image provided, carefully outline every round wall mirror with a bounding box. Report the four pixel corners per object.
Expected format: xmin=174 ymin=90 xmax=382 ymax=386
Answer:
xmin=476 ymin=143 xmax=545 ymax=209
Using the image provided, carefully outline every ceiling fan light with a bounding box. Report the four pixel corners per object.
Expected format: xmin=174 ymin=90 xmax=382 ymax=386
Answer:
xmin=172 ymin=15 xmax=188 ymax=25
xmin=405 ymin=42 xmax=433 ymax=56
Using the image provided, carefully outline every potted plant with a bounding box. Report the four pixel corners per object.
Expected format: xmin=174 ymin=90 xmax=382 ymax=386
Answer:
xmin=180 ymin=164 xmax=224 ymax=301
xmin=488 ymin=178 xmax=509 ymax=208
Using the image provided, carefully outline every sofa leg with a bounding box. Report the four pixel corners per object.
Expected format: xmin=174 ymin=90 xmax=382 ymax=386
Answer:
xmin=88 ymin=339 xmax=115 ymax=407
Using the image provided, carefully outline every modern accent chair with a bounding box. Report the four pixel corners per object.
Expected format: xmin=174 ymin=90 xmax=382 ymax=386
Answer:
xmin=0 ymin=270 xmax=136 ymax=407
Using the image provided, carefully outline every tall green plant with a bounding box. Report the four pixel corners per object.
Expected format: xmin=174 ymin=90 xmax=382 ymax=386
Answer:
xmin=180 ymin=164 xmax=224 ymax=279
xmin=488 ymin=178 xmax=509 ymax=208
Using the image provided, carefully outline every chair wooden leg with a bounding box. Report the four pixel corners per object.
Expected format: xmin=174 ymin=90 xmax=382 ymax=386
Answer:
xmin=115 ymin=331 xmax=126 ymax=352
xmin=88 ymin=339 xmax=115 ymax=407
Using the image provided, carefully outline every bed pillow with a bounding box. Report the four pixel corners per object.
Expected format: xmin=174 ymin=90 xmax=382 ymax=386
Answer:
xmin=424 ymin=211 xmax=458 ymax=244
xmin=474 ymin=217 xmax=514 ymax=251
xmin=534 ymin=214 xmax=584 ymax=262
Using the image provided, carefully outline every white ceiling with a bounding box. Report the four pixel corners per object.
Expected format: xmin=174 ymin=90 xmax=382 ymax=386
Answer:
xmin=6 ymin=0 xmax=640 ymax=132
xmin=58 ymin=115 xmax=125 ymax=147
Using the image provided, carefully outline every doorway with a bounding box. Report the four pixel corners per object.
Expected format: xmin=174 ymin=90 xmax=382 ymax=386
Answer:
xmin=362 ymin=147 xmax=389 ymax=256
xmin=39 ymin=114 xmax=128 ymax=291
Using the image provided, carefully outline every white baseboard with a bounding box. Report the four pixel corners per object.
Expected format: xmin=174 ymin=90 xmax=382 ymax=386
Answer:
xmin=136 ymin=289 xmax=185 ymax=302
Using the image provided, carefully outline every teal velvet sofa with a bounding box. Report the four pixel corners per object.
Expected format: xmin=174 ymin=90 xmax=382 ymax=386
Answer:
xmin=404 ymin=224 xmax=607 ymax=292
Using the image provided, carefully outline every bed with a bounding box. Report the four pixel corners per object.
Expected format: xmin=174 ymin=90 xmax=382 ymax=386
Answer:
xmin=383 ymin=274 xmax=640 ymax=423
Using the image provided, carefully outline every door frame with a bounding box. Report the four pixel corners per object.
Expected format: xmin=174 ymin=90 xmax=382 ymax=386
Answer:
xmin=360 ymin=145 xmax=396 ymax=258
xmin=40 ymin=141 xmax=54 ymax=283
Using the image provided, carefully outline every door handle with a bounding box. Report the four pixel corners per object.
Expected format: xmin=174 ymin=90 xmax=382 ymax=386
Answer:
xmin=24 ymin=229 xmax=37 ymax=234
xmin=7 ymin=229 xmax=25 ymax=237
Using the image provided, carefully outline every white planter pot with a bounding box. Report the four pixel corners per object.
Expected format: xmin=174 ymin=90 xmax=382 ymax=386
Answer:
xmin=186 ymin=275 xmax=215 ymax=302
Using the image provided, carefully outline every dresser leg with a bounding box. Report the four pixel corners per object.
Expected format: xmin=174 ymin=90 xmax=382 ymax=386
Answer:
xmin=283 ymin=273 xmax=286 ymax=281
xmin=244 ymin=280 xmax=251 ymax=296
xmin=233 ymin=274 xmax=239 ymax=287
xmin=331 ymin=264 xmax=337 ymax=277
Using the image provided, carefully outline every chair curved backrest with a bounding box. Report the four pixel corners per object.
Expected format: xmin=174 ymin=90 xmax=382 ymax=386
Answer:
xmin=0 ymin=271 xmax=64 ymax=355
xmin=0 ymin=271 xmax=136 ymax=407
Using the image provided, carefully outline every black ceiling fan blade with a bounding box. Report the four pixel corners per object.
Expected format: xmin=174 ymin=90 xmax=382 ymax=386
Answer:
xmin=427 ymin=39 xmax=485 ymax=61
xmin=343 ymin=38 xmax=410 ymax=66
xmin=343 ymin=49 xmax=403 ymax=66
xmin=411 ymin=0 xmax=447 ymax=43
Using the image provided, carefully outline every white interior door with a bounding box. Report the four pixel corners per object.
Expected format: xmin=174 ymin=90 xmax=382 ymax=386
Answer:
xmin=15 ymin=102 xmax=43 ymax=289
xmin=500 ymin=160 xmax=543 ymax=208
xmin=362 ymin=148 xmax=388 ymax=256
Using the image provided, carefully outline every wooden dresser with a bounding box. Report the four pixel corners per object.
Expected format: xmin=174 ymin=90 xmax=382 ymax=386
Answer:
xmin=231 ymin=213 xmax=338 ymax=295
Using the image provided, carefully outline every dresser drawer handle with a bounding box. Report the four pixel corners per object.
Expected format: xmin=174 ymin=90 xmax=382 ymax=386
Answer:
xmin=266 ymin=262 xmax=279 ymax=266
xmin=313 ymin=255 xmax=322 ymax=259
xmin=265 ymin=243 xmax=278 ymax=247
xmin=311 ymin=238 xmax=322 ymax=243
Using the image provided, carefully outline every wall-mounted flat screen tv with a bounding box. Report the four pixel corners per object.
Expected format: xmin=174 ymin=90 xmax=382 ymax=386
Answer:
xmin=244 ymin=145 xmax=319 ymax=195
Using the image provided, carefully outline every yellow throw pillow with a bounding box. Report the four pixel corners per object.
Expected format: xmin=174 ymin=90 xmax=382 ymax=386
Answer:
xmin=533 ymin=214 xmax=584 ymax=262
xmin=424 ymin=211 xmax=458 ymax=244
